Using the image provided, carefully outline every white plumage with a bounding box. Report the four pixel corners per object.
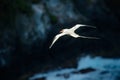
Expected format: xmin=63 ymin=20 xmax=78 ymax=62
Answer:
xmin=49 ymin=24 xmax=99 ymax=48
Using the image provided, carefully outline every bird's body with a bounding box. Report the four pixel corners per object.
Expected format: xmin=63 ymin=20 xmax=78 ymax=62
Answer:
xmin=49 ymin=24 xmax=99 ymax=48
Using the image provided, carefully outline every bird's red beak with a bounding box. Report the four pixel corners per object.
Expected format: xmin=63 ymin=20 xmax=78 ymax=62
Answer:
xmin=60 ymin=30 xmax=63 ymax=33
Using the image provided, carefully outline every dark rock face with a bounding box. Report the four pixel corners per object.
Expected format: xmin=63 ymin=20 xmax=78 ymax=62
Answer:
xmin=0 ymin=0 xmax=120 ymax=80
xmin=79 ymin=68 xmax=96 ymax=74
xmin=32 ymin=77 xmax=46 ymax=80
xmin=72 ymin=67 xmax=96 ymax=74
xmin=74 ymin=0 xmax=120 ymax=29
xmin=56 ymin=73 xmax=70 ymax=79
xmin=100 ymin=71 xmax=109 ymax=75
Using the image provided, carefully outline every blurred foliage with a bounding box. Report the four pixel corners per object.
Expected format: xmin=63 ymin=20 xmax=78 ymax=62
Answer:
xmin=86 ymin=0 xmax=93 ymax=5
xmin=49 ymin=14 xmax=58 ymax=24
xmin=44 ymin=3 xmax=58 ymax=24
xmin=16 ymin=0 xmax=33 ymax=15
xmin=0 ymin=0 xmax=33 ymax=31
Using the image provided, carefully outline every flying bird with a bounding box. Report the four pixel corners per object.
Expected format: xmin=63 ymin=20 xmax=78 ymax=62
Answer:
xmin=49 ymin=24 xmax=99 ymax=48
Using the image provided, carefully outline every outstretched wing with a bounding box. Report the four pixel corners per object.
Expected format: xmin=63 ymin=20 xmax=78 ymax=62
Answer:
xmin=49 ymin=33 xmax=66 ymax=49
xmin=71 ymin=24 xmax=96 ymax=31
xmin=79 ymin=35 xmax=99 ymax=39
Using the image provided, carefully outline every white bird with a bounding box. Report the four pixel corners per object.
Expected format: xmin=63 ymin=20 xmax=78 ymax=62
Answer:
xmin=49 ymin=24 xmax=99 ymax=48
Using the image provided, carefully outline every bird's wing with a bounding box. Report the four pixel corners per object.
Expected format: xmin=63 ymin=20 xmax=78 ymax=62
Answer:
xmin=70 ymin=24 xmax=96 ymax=31
xmin=79 ymin=35 xmax=99 ymax=39
xmin=49 ymin=33 xmax=66 ymax=48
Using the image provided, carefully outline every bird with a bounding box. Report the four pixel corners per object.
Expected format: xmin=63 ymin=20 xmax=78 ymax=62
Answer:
xmin=49 ymin=24 xmax=99 ymax=48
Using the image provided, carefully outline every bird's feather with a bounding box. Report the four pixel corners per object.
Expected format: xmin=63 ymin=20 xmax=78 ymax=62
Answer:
xmin=69 ymin=33 xmax=80 ymax=38
xmin=49 ymin=24 xmax=98 ymax=49
xmin=49 ymin=33 xmax=66 ymax=48
xmin=71 ymin=24 xmax=96 ymax=31
xmin=79 ymin=35 xmax=99 ymax=39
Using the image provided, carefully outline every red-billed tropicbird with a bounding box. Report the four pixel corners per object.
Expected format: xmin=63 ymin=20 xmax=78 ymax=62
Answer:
xmin=49 ymin=24 xmax=99 ymax=48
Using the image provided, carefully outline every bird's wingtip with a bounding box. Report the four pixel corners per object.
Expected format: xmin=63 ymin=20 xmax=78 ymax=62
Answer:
xmin=49 ymin=46 xmax=51 ymax=49
xmin=76 ymin=24 xmax=96 ymax=28
xmin=49 ymin=45 xmax=53 ymax=49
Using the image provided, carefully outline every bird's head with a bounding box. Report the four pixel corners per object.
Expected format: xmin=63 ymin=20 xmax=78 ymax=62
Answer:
xmin=60 ymin=29 xmax=68 ymax=33
xmin=60 ymin=29 xmax=64 ymax=33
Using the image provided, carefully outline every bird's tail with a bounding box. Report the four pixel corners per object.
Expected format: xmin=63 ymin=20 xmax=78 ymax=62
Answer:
xmin=79 ymin=35 xmax=100 ymax=39
xmin=85 ymin=25 xmax=96 ymax=28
